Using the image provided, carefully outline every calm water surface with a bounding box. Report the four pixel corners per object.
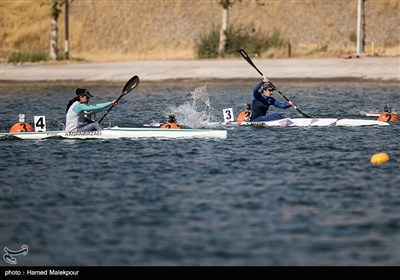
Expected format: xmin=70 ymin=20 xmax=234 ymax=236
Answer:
xmin=0 ymin=81 xmax=399 ymax=266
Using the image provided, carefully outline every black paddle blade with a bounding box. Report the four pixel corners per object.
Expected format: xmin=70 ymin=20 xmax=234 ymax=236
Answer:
xmin=238 ymin=49 xmax=249 ymax=60
xmin=122 ymin=75 xmax=140 ymax=94
xmin=297 ymin=110 xmax=313 ymax=118
xmin=238 ymin=49 xmax=264 ymax=76
xmin=239 ymin=49 xmax=254 ymax=66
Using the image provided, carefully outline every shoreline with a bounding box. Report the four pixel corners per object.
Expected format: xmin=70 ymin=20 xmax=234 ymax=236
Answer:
xmin=1 ymin=77 xmax=400 ymax=88
xmin=1 ymin=57 xmax=399 ymax=83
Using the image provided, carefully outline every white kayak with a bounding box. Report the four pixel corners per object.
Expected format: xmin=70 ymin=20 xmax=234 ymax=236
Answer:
xmin=213 ymin=118 xmax=389 ymax=127
xmin=0 ymin=126 xmax=227 ymax=140
xmin=365 ymin=112 xmax=399 ymax=117
xmin=365 ymin=113 xmax=382 ymax=117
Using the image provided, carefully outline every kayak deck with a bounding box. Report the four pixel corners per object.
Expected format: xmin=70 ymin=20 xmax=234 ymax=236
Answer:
xmin=0 ymin=126 xmax=227 ymax=140
xmin=213 ymin=118 xmax=389 ymax=127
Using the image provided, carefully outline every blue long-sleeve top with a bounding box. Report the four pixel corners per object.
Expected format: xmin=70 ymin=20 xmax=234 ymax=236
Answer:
xmin=250 ymin=81 xmax=291 ymax=120
xmin=253 ymin=81 xmax=291 ymax=108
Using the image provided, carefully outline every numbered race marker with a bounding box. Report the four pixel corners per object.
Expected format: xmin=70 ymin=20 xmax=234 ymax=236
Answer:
xmin=34 ymin=116 xmax=46 ymax=132
xmin=223 ymin=108 xmax=234 ymax=123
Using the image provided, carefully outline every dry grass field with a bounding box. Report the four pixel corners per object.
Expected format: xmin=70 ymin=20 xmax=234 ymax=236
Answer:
xmin=1 ymin=0 xmax=399 ymax=62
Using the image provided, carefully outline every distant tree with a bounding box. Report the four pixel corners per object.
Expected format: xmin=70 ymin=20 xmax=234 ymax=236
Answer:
xmin=218 ymin=0 xmax=239 ymax=58
xmin=356 ymin=0 xmax=366 ymax=55
xmin=50 ymin=0 xmax=63 ymax=60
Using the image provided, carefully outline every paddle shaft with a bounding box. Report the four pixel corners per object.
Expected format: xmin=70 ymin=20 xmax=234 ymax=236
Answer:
xmin=98 ymin=75 xmax=140 ymax=124
xmin=97 ymin=92 xmax=126 ymax=124
xmin=239 ymin=49 xmax=312 ymax=118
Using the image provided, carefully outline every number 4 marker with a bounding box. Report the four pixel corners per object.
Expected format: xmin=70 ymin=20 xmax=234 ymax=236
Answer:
xmin=34 ymin=116 xmax=46 ymax=132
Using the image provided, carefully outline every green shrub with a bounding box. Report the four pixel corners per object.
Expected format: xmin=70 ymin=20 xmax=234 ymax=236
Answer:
xmin=307 ymin=44 xmax=328 ymax=55
xmin=195 ymin=25 xmax=287 ymax=58
xmin=8 ymin=50 xmax=48 ymax=63
xmin=196 ymin=29 xmax=220 ymax=58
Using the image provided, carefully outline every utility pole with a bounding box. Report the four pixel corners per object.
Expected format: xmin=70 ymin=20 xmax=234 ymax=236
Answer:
xmin=356 ymin=0 xmax=365 ymax=56
xmin=65 ymin=0 xmax=69 ymax=60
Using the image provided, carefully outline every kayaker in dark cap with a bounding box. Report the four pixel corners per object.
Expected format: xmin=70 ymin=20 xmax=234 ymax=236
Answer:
xmin=65 ymin=88 xmax=118 ymax=132
xmin=250 ymin=76 xmax=295 ymax=122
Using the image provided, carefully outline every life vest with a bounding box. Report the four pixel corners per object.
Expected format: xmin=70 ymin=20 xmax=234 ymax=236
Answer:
xmin=9 ymin=122 xmax=34 ymax=133
xmin=236 ymin=110 xmax=251 ymax=122
xmin=377 ymin=112 xmax=398 ymax=122
xmin=160 ymin=123 xmax=182 ymax=129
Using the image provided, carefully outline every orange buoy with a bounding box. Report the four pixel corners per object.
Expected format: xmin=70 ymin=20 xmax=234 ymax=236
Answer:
xmin=236 ymin=110 xmax=251 ymax=122
xmin=160 ymin=123 xmax=182 ymax=129
xmin=236 ymin=103 xmax=252 ymax=122
xmin=9 ymin=122 xmax=34 ymax=133
xmin=160 ymin=114 xmax=182 ymax=129
xmin=370 ymin=153 xmax=390 ymax=165
xmin=377 ymin=112 xmax=398 ymax=122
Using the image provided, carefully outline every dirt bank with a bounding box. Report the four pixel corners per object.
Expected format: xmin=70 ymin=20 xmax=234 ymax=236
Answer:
xmin=1 ymin=57 xmax=399 ymax=84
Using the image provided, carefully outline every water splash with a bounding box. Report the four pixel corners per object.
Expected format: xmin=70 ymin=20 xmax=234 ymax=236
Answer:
xmin=359 ymin=96 xmax=398 ymax=116
xmin=165 ymin=85 xmax=215 ymax=128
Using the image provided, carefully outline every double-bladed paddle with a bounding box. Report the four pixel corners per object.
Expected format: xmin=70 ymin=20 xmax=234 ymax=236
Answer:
xmin=238 ymin=49 xmax=312 ymax=118
xmin=98 ymin=75 xmax=140 ymax=124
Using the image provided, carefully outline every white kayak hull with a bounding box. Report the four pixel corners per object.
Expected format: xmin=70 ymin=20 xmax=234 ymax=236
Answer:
xmin=215 ymin=118 xmax=389 ymax=127
xmin=365 ymin=112 xmax=399 ymax=117
xmin=0 ymin=126 xmax=227 ymax=140
xmin=365 ymin=113 xmax=382 ymax=117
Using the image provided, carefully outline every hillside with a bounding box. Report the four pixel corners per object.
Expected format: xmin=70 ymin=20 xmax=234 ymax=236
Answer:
xmin=1 ymin=0 xmax=399 ymax=62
